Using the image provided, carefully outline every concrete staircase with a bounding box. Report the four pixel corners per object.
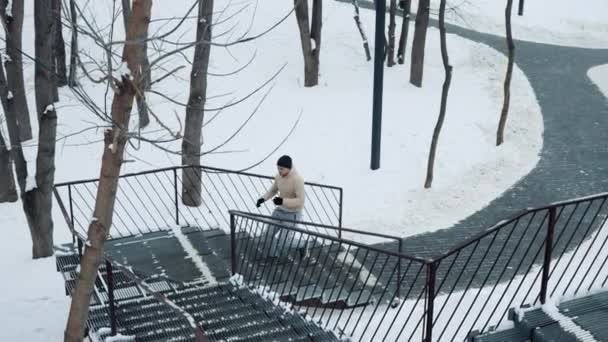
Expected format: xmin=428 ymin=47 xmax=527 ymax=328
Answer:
xmin=471 ymin=290 xmax=608 ymax=342
xmin=56 ymin=251 xmax=340 ymax=341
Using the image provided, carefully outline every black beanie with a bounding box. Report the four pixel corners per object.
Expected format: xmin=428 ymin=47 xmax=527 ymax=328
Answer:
xmin=277 ymin=155 xmax=292 ymax=169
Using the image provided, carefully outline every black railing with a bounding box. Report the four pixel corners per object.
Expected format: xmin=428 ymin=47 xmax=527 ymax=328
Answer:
xmin=53 ymin=187 xmax=208 ymax=341
xmin=54 ymin=166 xmax=608 ymax=341
xmin=230 ymin=211 xmax=430 ymax=341
xmin=229 ymin=192 xmax=608 ymax=341
xmin=54 ymin=165 xmax=344 ymax=240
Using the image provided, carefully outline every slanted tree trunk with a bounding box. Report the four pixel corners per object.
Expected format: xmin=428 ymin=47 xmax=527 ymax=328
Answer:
xmin=497 ymin=0 xmax=515 ymax=146
xmin=0 ymin=131 xmax=17 ymax=203
xmin=424 ymin=0 xmax=452 ymax=189
xmin=68 ymin=0 xmax=78 ymax=87
xmin=22 ymin=0 xmax=59 ymax=259
xmin=123 ymin=0 xmax=150 ymax=128
xmin=352 ymin=0 xmax=371 ymax=61
xmin=397 ymin=0 xmax=411 ymax=64
xmin=294 ymin=0 xmax=322 ymax=87
xmin=63 ymin=1 xmax=152 ymax=340
xmin=410 ymin=0 xmax=429 ymax=87
xmin=181 ymin=0 xmax=213 ymax=207
xmin=53 ymin=0 xmax=67 ymax=87
xmin=387 ymin=0 xmax=397 ymax=66
xmin=1 ymin=0 xmax=32 ymax=141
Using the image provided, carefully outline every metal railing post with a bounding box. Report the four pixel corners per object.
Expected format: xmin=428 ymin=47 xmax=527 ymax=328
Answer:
xmin=77 ymin=238 xmax=83 ymax=259
xmin=230 ymin=213 xmax=237 ymax=275
xmin=397 ymin=239 xmax=403 ymax=299
xmin=338 ymin=188 xmax=344 ymax=239
xmin=424 ymin=262 xmax=437 ymax=342
xmin=540 ymin=207 xmax=556 ymax=304
xmin=68 ymin=184 xmax=75 ymax=239
xmin=105 ymin=260 xmax=117 ymax=336
xmin=173 ymin=168 xmax=179 ymax=225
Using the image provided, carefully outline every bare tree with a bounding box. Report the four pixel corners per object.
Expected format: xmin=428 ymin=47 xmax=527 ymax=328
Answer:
xmin=53 ymin=0 xmax=68 ymax=86
xmin=64 ymin=1 xmax=152 ymax=340
xmin=182 ymin=0 xmax=213 ymax=207
xmin=68 ymin=0 xmax=78 ymax=87
xmin=352 ymin=0 xmax=371 ymax=61
xmin=0 ymin=51 xmax=27 ymax=199
xmin=0 ymin=0 xmax=32 ymax=141
xmin=496 ymin=0 xmax=515 ymax=146
xmin=397 ymin=0 xmax=411 ymax=64
xmin=410 ymin=0 xmax=429 ymax=87
xmin=122 ymin=0 xmax=150 ymax=128
xmin=294 ymin=0 xmax=322 ymax=87
xmin=387 ymin=0 xmax=397 ymax=66
xmin=19 ymin=0 xmax=60 ymax=259
xmin=424 ymin=0 xmax=452 ymax=188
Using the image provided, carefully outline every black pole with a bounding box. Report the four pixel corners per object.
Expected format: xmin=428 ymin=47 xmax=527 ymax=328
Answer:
xmin=106 ymin=260 xmax=117 ymax=336
xmin=173 ymin=168 xmax=179 ymax=225
xmin=540 ymin=207 xmax=556 ymax=304
xmin=230 ymin=214 xmax=237 ymax=275
xmin=424 ymin=262 xmax=437 ymax=341
xmin=371 ymin=0 xmax=386 ymax=170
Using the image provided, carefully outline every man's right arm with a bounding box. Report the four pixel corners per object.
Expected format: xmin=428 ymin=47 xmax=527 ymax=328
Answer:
xmin=262 ymin=177 xmax=279 ymax=201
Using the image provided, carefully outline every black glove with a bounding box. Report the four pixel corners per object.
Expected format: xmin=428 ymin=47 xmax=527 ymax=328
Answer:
xmin=256 ymin=198 xmax=265 ymax=208
xmin=273 ymin=197 xmax=283 ymax=206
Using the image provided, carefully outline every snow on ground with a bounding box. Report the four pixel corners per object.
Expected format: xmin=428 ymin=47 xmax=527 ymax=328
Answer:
xmin=0 ymin=203 xmax=70 ymax=341
xmin=588 ymin=64 xmax=608 ymax=99
xmin=0 ymin=0 xmax=544 ymax=340
xmin=442 ymin=0 xmax=608 ymax=48
xmin=48 ymin=0 xmax=542 ymax=238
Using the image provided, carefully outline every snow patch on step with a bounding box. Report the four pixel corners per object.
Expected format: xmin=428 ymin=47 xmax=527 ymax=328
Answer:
xmin=170 ymin=225 xmax=217 ymax=286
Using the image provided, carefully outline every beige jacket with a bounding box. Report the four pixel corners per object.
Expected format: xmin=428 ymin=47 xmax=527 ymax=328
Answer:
xmin=263 ymin=168 xmax=305 ymax=213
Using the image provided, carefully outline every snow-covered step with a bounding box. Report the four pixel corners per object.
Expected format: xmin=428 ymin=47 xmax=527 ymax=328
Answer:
xmin=85 ymin=281 xmax=339 ymax=341
xmin=512 ymin=301 xmax=601 ymax=342
xmin=470 ymin=327 xmax=529 ymax=342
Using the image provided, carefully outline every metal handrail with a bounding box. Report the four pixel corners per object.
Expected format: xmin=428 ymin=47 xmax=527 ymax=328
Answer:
xmin=53 ymin=187 xmax=208 ymax=341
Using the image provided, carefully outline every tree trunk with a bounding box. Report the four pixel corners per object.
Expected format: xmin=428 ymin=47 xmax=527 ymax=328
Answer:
xmin=181 ymin=0 xmax=213 ymax=207
xmin=410 ymin=0 xmax=429 ymax=87
xmin=387 ymin=0 xmax=397 ymax=67
xmin=397 ymin=0 xmax=411 ymax=64
xmin=294 ymin=0 xmax=321 ymax=87
xmin=497 ymin=0 xmax=515 ymax=146
xmin=63 ymin=1 xmax=152 ymax=340
xmin=424 ymin=0 xmax=452 ymax=189
xmin=1 ymin=0 xmax=32 ymax=142
xmin=352 ymin=0 xmax=371 ymax=61
xmin=0 ymin=51 xmax=28 ymax=195
xmin=68 ymin=0 xmax=78 ymax=87
xmin=124 ymin=0 xmax=150 ymax=128
xmin=0 ymin=131 xmax=17 ymax=203
xmin=22 ymin=0 xmax=59 ymax=259
xmin=53 ymin=0 xmax=68 ymax=87
xmin=0 ymin=56 xmax=17 ymax=203
xmin=310 ymin=0 xmax=322 ymax=84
